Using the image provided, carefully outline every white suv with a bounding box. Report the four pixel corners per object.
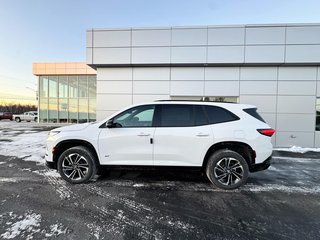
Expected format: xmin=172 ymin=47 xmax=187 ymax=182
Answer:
xmin=46 ymin=101 xmax=274 ymax=189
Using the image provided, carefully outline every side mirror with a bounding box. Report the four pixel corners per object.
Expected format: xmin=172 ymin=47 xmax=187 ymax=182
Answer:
xmin=106 ymin=120 xmax=114 ymax=128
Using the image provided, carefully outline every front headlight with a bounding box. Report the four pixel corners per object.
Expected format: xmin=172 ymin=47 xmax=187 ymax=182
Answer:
xmin=48 ymin=131 xmax=60 ymax=136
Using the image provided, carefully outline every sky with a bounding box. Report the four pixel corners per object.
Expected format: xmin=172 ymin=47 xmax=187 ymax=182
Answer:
xmin=1 ymin=0 xmax=320 ymax=103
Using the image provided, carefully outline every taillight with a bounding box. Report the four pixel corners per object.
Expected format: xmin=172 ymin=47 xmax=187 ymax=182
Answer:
xmin=257 ymin=129 xmax=275 ymax=137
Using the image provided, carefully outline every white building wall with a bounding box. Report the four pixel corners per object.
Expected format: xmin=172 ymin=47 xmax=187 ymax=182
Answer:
xmin=88 ymin=24 xmax=320 ymax=148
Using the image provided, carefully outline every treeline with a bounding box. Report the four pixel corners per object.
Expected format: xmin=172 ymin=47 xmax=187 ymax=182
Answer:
xmin=0 ymin=104 xmax=37 ymax=114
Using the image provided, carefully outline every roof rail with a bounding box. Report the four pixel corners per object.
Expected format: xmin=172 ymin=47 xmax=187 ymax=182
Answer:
xmin=154 ymin=100 xmax=238 ymax=104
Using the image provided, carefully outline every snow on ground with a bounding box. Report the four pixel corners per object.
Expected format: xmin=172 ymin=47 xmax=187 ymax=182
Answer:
xmin=274 ymin=146 xmax=320 ymax=153
xmin=0 ymin=131 xmax=47 ymax=163
xmin=0 ymin=211 xmax=67 ymax=239
xmin=1 ymin=212 xmax=41 ymax=239
xmin=0 ymin=121 xmax=59 ymax=163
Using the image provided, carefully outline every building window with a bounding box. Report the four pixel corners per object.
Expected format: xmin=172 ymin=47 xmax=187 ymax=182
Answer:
xmin=170 ymin=96 xmax=238 ymax=103
xmin=316 ymin=99 xmax=320 ymax=131
xmin=38 ymin=75 xmax=96 ymax=123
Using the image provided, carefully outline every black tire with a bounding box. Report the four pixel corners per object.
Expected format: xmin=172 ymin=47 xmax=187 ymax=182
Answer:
xmin=57 ymin=146 xmax=97 ymax=184
xmin=34 ymin=117 xmax=38 ymax=122
xmin=15 ymin=117 xmax=21 ymax=122
xmin=206 ymin=150 xmax=249 ymax=190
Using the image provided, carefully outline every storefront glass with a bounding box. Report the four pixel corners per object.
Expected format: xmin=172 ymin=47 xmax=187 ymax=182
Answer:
xmin=38 ymin=75 xmax=96 ymax=123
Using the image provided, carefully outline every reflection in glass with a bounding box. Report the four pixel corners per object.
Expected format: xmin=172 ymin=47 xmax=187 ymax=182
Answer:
xmin=88 ymin=76 xmax=96 ymax=98
xmin=316 ymin=99 xmax=320 ymax=131
xmin=89 ymin=99 xmax=96 ymax=122
xmin=39 ymin=75 xmax=96 ymax=123
xmin=170 ymin=96 xmax=239 ymax=103
xmin=40 ymin=77 xmax=48 ymax=97
xmin=39 ymin=98 xmax=48 ymax=122
xmin=79 ymin=99 xmax=88 ymax=123
xmin=49 ymin=76 xmax=58 ymax=98
xmin=69 ymin=76 xmax=78 ymax=98
xmin=78 ymin=76 xmax=88 ymax=98
xmin=59 ymin=98 xmax=68 ymax=123
xmin=48 ymin=98 xmax=58 ymax=122
xmin=59 ymin=76 xmax=68 ymax=98
xmin=69 ymin=99 xmax=78 ymax=123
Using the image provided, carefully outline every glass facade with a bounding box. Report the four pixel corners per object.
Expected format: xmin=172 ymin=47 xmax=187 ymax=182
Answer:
xmin=39 ymin=75 xmax=96 ymax=123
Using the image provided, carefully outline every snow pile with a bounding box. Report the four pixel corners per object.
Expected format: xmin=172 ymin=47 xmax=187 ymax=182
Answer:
xmin=0 ymin=130 xmax=48 ymax=163
xmin=275 ymin=146 xmax=320 ymax=154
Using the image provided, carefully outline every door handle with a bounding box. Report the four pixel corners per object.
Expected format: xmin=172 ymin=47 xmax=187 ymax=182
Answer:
xmin=196 ymin=133 xmax=209 ymax=137
xmin=137 ymin=133 xmax=150 ymax=137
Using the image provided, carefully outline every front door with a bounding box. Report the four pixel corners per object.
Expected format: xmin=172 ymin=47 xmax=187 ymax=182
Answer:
xmin=98 ymin=105 xmax=155 ymax=165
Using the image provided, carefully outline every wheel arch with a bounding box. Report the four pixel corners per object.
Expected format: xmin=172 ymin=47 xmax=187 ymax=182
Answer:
xmin=53 ymin=140 xmax=100 ymax=167
xmin=202 ymin=141 xmax=256 ymax=171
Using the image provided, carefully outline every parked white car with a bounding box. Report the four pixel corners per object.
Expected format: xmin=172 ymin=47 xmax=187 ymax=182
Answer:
xmin=13 ymin=111 xmax=38 ymax=122
xmin=46 ymin=101 xmax=274 ymax=189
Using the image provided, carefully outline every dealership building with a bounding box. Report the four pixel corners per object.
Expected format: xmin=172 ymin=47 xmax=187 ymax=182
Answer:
xmin=34 ymin=23 xmax=320 ymax=148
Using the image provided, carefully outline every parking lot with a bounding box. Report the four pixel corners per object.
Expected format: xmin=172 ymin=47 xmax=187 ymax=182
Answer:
xmin=0 ymin=122 xmax=319 ymax=239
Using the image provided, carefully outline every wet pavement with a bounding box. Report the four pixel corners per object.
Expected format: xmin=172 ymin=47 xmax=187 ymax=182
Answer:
xmin=0 ymin=122 xmax=319 ymax=239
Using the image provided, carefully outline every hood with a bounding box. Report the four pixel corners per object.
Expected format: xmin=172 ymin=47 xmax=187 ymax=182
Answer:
xmin=54 ymin=123 xmax=92 ymax=132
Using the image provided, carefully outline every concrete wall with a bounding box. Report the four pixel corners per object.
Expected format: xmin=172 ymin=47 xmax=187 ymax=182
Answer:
xmin=87 ymin=24 xmax=320 ymax=148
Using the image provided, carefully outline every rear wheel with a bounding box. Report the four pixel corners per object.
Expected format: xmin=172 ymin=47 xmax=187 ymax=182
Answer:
xmin=57 ymin=146 xmax=97 ymax=184
xmin=15 ymin=117 xmax=21 ymax=122
xmin=206 ymin=150 xmax=249 ymax=190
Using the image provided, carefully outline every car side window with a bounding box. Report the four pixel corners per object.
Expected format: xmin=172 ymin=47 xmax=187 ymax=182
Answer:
xmin=195 ymin=105 xmax=208 ymax=126
xmin=113 ymin=105 xmax=155 ymax=128
xmin=160 ymin=104 xmax=194 ymax=127
xmin=204 ymin=105 xmax=240 ymax=124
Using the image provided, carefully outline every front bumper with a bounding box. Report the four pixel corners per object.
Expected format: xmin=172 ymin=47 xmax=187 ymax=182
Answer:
xmin=250 ymin=156 xmax=272 ymax=172
xmin=46 ymin=160 xmax=57 ymax=169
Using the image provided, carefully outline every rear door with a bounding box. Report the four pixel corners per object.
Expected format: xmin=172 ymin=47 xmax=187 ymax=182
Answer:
xmin=153 ymin=104 xmax=213 ymax=166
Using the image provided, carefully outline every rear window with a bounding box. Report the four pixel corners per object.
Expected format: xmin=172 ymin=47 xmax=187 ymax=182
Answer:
xmin=243 ymin=108 xmax=265 ymax=123
xmin=204 ymin=106 xmax=240 ymax=124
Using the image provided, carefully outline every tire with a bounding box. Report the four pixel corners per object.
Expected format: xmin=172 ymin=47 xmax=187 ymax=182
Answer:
xmin=206 ymin=150 xmax=249 ymax=190
xmin=57 ymin=146 xmax=97 ymax=184
xmin=15 ymin=117 xmax=21 ymax=122
xmin=34 ymin=117 xmax=38 ymax=122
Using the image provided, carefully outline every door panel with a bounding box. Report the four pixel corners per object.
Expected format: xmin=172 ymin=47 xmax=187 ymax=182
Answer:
xmin=98 ymin=104 xmax=156 ymax=165
xmin=153 ymin=104 xmax=213 ymax=166
xmin=98 ymin=128 xmax=155 ymax=165
xmin=153 ymin=126 xmax=213 ymax=166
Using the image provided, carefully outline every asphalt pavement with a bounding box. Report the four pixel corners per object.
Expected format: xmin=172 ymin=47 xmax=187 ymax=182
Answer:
xmin=0 ymin=123 xmax=320 ymax=239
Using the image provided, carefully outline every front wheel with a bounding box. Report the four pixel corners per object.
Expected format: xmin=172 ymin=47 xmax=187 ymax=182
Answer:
xmin=15 ymin=117 xmax=21 ymax=122
xmin=206 ymin=150 xmax=249 ymax=190
xmin=57 ymin=146 xmax=97 ymax=184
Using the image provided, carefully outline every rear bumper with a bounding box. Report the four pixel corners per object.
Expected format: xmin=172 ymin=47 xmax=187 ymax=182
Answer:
xmin=250 ymin=156 xmax=272 ymax=172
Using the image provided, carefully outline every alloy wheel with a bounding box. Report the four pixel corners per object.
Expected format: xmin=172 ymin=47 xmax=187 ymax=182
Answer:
xmin=214 ymin=157 xmax=244 ymax=186
xmin=62 ymin=153 xmax=89 ymax=180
